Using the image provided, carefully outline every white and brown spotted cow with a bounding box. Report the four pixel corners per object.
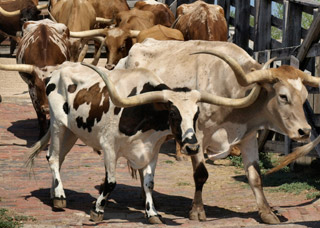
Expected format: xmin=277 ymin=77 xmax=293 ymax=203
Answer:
xmin=27 ymin=61 xmax=259 ymax=224
xmin=0 ymin=19 xmax=70 ymax=138
xmin=115 ymin=39 xmax=320 ymax=224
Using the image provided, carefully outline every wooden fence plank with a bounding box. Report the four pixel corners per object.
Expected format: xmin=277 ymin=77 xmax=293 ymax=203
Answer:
xmin=234 ymin=0 xmax=250 ymax=53
xmin=254 ymin=0 xmax=271 ymax=51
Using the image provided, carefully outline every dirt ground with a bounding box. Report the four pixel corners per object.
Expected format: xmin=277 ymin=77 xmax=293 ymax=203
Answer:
xmin=1 ymin=58 xmax=320 ymax=227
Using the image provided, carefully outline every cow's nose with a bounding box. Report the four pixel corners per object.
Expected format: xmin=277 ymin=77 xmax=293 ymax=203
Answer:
xmin=21 ymin=18 xmax=28 ymax=23
xmin=105 ymin=64 xmax=115 ymax=70
xmin=185 ymin=144 xmax=200 ymax=155
xmin=298 ymin=128 xmax=311 ymax=137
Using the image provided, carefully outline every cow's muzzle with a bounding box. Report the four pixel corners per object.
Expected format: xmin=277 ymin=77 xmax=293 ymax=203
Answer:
xmin=181 ymin=134 xmax=199 ymax=155
xmin=105 ymin=63 xmax=115 ymax=70
xmin=296 ymin=128 xmax=311 ymax=141
xmin=184 ymin=144 xmax=200 ymax=155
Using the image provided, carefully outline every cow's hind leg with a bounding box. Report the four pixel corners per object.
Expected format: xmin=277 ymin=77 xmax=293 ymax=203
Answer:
xmin=90 ymin=146 xmax=117 ymax=222
xmin=189 ymin=151 xmax=208 ymax=221
xmin=240 ymin=136 xmax=280 ymax=224
xmin=47 ymin=125 xmax=77 ymax=209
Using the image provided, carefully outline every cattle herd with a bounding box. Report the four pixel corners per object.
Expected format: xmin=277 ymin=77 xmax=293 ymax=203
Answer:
xmin=0 ymin=0 xmax=319 ymax=225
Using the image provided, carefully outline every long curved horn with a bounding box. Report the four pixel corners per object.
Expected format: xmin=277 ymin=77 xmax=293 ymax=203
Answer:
xmin=129 ymin=30 xmax=140 ymax=38
xmin=262 ymin=57 xmax=277 ymax=70
xmin=191 ymin=51 xmax=277 ymax=86
xmin=300 ymin=71 xmax=320 ymax=87
xmin=37 ymin=3 xmax=48 ymax=10
xmin=0 ymin=7 xmax=20 ymax=16
xmin=199 ymin=85 xmax=261 ymax=108
xmin=96 ymin=17 xmax=113 ymax=23
xmin=0 ymin=63 xmax=34 ymax=74
xmin=81 ymin=63 xmax=170 ymax=107
xmin=70 ymin=29 xmax=105 ymax=38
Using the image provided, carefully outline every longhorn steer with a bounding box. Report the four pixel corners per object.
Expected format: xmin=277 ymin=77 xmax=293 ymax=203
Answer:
xmin=115 ymin=39 xmax=320 ymax=224
xmin=26 ymin=61 xmax=259 ymax=224
xmin=173 ymin=0 xmax=227 ymax=41
xmin=0 ymin=0 xmax=47 ymax=54
xmin=0 ymin=19 xmax=70 ymax=138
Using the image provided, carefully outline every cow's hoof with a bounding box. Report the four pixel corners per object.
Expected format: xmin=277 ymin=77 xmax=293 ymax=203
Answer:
xmin=189 ymin=208 xmax=206 ymax=221
xmin=148 ymin=215 xmax=163 ymax=224
xmin=53 ymin=198 xmax=66 ymax=208
xmin=90 ymin=209 xmax=104 ymax=222
xmin=260 ymin=211 xmax=280 ymax=224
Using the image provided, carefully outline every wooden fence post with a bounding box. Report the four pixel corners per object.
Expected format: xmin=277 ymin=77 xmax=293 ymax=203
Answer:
xmin=217 ymin=0 xmax=231 ymax=34
xmin=254 ymin=0 xmax=271 ymax=52
xmin=283 ymin=0 xmax=302 ymax=47
xmin=234 ymin=0 xmax=250 ymax=52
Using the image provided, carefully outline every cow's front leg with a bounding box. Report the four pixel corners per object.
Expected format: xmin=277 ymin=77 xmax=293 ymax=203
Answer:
xmin=141 ymin=155 xmax=163 ymax=224
xmin=90 ymin=148 xmax=116 ymax=222
xmin=28 ymin=81 xmax=49 ymax=138
xmin=240 ymin=136 xmax=280 ymax=224
xmin=189 ymin=151 xmax=208 ymax=221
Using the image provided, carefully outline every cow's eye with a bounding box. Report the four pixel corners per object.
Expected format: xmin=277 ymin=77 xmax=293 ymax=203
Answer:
xmin=119 ymin=46 xmax=125 ymax=51
xmin=169 ymin=111 xmax=176 ymax=118
xmin=279 ymin=94 xmax=288 ymax=103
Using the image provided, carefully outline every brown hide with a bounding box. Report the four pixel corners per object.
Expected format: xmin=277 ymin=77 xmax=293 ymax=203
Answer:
xmin=0 ymin=0 xmax=39 ymax=36
xmin=104 ymin=8 xmax=155 ymax=69
xmin=175 ymin=1 xmax=227 ymax=41
xmin=116 ymin=8 xmax=154 ymax=30
xmin=87 ymin=0 xmax=129 ymax=20
xmin=18 ymin=23 xmax=69 ymax=67
xmin=134 ymin=1 xmax=174 ymax=27
xmin=51 ymin=0 xmax=96 ymax=31
xmin=136 ymin=24 xmax=184 ymax=43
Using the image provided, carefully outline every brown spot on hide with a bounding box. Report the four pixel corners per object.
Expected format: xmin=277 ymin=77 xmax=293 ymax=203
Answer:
xmin=73 ymin=83 xmax=110 ymax=132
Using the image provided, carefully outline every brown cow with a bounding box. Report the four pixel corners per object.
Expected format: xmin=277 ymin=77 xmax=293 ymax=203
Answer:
xmin=0 ymin=19 xmax=70 ymax=138
xmin=174 ymin=0 xmax=227 ymax=41
xmin=0 ymin=0 xmax=47 ymax=54
xmin=134 ymin=0 xmax=175 ymax=27
xmin=50 ymin=0 xmax=97 ymax=61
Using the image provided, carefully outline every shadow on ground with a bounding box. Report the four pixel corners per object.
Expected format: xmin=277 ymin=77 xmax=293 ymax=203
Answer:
xmin=6 ymin=119 xmax=39 ymax=147
xmin=27 ymin=183 xmax=267 ymax=225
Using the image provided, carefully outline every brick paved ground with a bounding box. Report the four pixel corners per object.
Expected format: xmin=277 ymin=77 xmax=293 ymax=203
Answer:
xmin=1 ymin=59 xmax=320 ymax=227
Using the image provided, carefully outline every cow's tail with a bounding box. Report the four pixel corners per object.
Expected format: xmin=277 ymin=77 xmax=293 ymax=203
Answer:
xmin=266 ymin=135 xmax=320 ymax=175
xmin=26 ymin=129 xmax=51 ymax=171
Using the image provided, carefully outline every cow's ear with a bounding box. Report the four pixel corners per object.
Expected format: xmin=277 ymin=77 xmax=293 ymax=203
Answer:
xmin=153 ymin=101 xmax=171 ymax=111
xmin=125 ymin=37 xmax=133 ymax=50
xmin=65 ymin=28 xmax=70 ymax=38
